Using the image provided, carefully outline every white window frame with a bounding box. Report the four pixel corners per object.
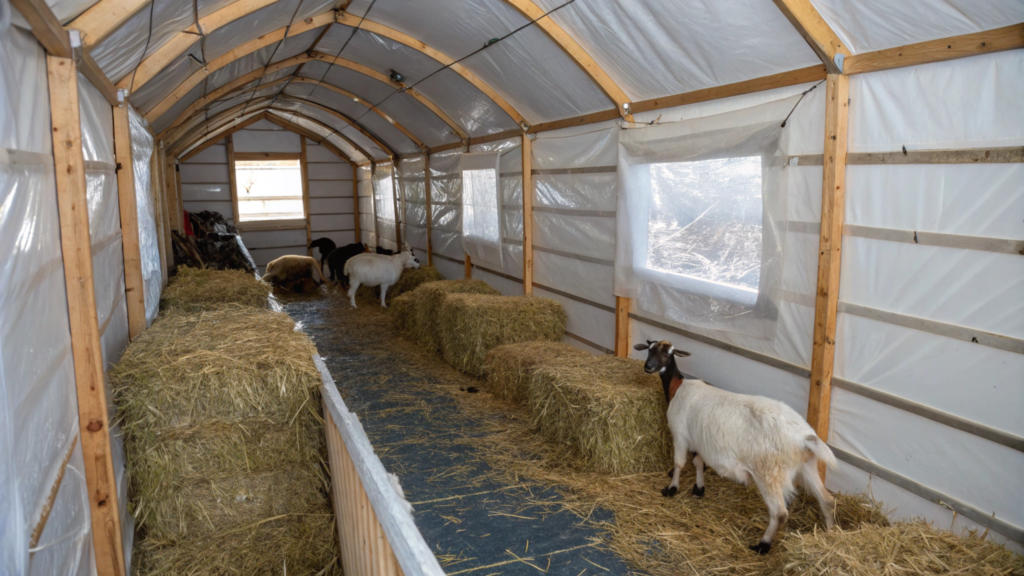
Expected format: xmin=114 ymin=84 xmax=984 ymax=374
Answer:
xmin=230 ymin=152 xmax=308 ymax=231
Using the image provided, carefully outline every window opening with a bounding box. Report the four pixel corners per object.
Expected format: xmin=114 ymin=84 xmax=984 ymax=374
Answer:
xmin=235 ymin=159 xmax=305 ymax=222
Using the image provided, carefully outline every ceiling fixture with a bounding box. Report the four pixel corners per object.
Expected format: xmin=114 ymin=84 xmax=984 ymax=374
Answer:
xmin=389 ymin=69 xmax=404 ymax=83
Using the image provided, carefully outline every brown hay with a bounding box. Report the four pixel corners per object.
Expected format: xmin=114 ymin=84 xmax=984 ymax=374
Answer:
xmin=356 ymin=265 xmax=447 ymax=306
xmin=404 ymin=279 xmax=500 ymax=352
xmin=438 ymin=294 xmax=566 ymax=376
xmin=110 ymin=305 xmax=339 ymax=575
xmin=483 ymin=341 xmax=588 ymax=404
xmin=160 ymin=266 xmax=271 ymax=311
xmin=783 ymin=521 xmax=1024 ymax=575
xmin=528 ymin=354 xmax=671 ymax=474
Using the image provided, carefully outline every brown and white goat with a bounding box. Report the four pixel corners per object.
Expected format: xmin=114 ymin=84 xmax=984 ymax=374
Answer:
xmin=635 ymin=340 xmax=837 ymax=554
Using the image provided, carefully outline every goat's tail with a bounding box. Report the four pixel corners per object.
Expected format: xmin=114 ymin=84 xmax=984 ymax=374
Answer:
xmin=805 ymin=434 xmax=838 ymax=470
xmin=343 ymin=258 xmax=353 ymax=276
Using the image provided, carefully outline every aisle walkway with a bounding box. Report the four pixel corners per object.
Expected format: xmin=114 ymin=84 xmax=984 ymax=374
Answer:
xmin=283 ymin=292 xmax=633 ymax=576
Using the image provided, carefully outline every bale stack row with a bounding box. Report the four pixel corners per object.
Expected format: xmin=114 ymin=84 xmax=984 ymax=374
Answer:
xmin=111 ymin=270 xmax=341 ymax=575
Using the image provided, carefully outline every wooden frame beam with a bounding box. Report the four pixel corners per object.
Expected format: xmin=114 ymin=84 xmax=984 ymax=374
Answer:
xmin=67 ymin=0 xmax=148 ymax=48
xmin=167 ymin=95 xmax=277 ymax=149
xmin=351 ymin=14 xmax=527 ymax=126
xmin=112 ymin=104 xmax=147 ymax=339
xmin=844 ymin=23 xmax=1024 ymax=75
xmin=278 ymin=95 xmax=394 ymax=157
xmin=300 ymin=137 xmax=312 ymax=253
xmin=521 ymin=134 xmax=533 ymax=295
xmin=498 ymin=0 xmax=631 ymax=115
xmin=424 ymin=154 xmax=432 ymax=265
xmin=771 ymin=0 xmax=850 ymax=74
xmin=261 ymin=113 xmax=354 ymax=163
xmin=807 ymin=73 xmax=850 ymax=472
xmin=144 ymin=11 xmax=335 ymax=122
xmin=289 ymin=78 xmax=425 ymax=148
xmin=47 ymin=54 xmax=127 ymax=576
xmin=177 ymin=111 xmax=268 ymax=162
xmin=614 ymin=296 xmax=630 ymax=358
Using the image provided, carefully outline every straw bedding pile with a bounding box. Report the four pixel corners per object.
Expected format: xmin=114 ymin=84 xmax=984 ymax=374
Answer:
xmin=438 ymin=294 xmax=567 ymax=376
xmin=528 ymin=354 xmax=671 ymax=474
xmin=110 ymin=303 xmax=340 ymax=575
xmin=392 ymin=279 xmax=500 ymax=351
xmin=483 ymin=341 xmax=588 ymax=404
xmin=160 ymin=265 xmax=270 ymax=311
xmin=356 ymin=265 xmax=446 ymax=305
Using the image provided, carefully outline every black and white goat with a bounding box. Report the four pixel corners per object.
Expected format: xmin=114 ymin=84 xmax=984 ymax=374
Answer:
xmin=635 ymin=340 xmax=837 ymax=554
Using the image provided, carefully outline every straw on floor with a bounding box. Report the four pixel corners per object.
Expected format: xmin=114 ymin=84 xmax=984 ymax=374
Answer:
xmin=438 ymin=293 xmax=567 ymax=376
xmin=160 ymin=265 xmax=270 ymax=311
xmin=392 ymin=279 xmax=500 ymax=352
xmin=110 ymin=298 xmax=339 ymax=574
xmin=483 ymin=341 xmax=588 ymax=405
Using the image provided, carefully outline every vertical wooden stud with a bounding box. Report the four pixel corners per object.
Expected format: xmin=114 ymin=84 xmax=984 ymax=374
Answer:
xmin=47 ymin=54 xmax=127 ymax=576
xmin=174 ymin=159 xmax=183 ymax=230
xmin=465 ymin=254 xmax=472 ymax=279
xmin=807 ymin=73 xmax=850 ymax=476
xmin=301 ymin=137 xmax=312 ymax=254
xmin=150 ymin=147 xmax=168 ymax=286
xmin=392 ymin=162 xmax=402 ymax=249
xmin=614 ymin=296 xmax=631 ymax=358
xmin=112 ymin=105 xmax=146 ymax=339
xmin=351 ymin=162 xmax=361 ymax=244
xmin=163 ymin=155 xmax=177 ymax=232
xmin=424 ymin=154 xmax=433 ymax=266
xmin=521 ymin=135 xmax=533 ymax=295
xmin=227 ymin=135 xmax=239 ymax=225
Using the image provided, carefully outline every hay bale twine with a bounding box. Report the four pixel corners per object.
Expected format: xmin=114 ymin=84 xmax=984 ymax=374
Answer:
xmin=110 ymin=306 xmax=339 ymax=575
xmin=484 ymin=341 xmax=588 ymax=405
xmin=160 ymin=266 xmax=270 ymax=311
xmin=438 ymin=294 xmax=566 ymax=376
xmin=528 ymin=355 xmax=671 ymax=474
xmin=408 ymin=279 xmax=500 ymax=351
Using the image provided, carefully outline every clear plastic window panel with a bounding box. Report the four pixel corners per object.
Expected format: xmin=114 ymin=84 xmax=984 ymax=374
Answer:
xmin=234 ymin=159 xmax=305 ymax=221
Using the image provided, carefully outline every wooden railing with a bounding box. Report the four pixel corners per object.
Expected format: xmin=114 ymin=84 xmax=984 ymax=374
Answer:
xmin=314 ymin=355 xmax=445 ymax=576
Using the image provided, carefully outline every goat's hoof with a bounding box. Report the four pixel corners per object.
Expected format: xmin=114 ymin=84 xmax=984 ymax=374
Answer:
xmin=692 ymin=484 xmax=705 ymax=498
xmin=749 ymin=542 xmax=771 ymax=555
xmin=661 ymin=486 xmax=678 ymax=498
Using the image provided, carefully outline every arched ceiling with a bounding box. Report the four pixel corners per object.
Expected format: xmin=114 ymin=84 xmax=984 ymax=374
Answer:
xmin=48 ymin=0 xmax=1023 ymax=161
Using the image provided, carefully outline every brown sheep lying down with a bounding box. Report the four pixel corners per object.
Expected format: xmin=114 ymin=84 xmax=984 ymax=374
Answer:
xmin=262 ymin=255 xmax=325 ymax=292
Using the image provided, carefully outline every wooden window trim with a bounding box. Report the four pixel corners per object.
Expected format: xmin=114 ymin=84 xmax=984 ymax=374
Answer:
xmin=230 ymin=151 xmax=310 ymax=230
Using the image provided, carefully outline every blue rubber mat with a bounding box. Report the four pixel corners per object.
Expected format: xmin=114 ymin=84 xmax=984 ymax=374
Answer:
xmin=283 ymin=294 xmax=635 ymax=575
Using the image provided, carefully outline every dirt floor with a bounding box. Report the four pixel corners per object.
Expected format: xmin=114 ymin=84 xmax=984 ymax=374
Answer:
xmin=281 ymin=288 xmax=633 ymax=575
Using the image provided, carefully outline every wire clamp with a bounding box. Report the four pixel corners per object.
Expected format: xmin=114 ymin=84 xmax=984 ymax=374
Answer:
xmin=833 ymin=53 xmax=845 ymax=73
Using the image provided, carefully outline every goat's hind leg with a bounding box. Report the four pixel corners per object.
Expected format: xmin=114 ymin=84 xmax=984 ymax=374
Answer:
xmin=348 ymin=281 xmax=360 ymax=308
xmin=751 ymin=478 xmax=788 ymax=555
xmin=800 ymin=461 xmax=836 ymax=529
xmin=662 ymin=442 xmax=689 ymax=498
xmin=691 ymin=454 xmax=706 ymax=498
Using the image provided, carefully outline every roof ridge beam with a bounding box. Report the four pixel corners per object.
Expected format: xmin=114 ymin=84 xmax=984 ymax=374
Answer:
xmin=843 ymin=23 xmax=1024 ymax=75
xmin=771 ymin=0 xmax=851 ymax=74
xmin=497 ymin=0 xmax=631 ymax=116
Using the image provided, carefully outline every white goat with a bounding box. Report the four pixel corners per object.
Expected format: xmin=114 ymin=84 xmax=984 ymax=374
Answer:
xmin=635 ymin=339 xmax=837 ymax=555
xmin=343 ymin=247 xmax=420 ymax=308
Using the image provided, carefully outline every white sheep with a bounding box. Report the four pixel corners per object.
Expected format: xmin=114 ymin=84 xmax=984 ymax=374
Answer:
xmin=343 ymin=247 xmax=420 ymax=308
xmin=635 ymin=339 xmax=837 ymax=555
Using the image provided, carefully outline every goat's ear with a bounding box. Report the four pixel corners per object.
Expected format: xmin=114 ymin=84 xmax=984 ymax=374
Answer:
xmin=673 ymin=349 xmax=691 ymax=358
xmin=633 ymin=342 xmax=651 ymax=351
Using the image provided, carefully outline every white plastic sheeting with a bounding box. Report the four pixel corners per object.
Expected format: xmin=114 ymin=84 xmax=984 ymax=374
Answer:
xmin=356 ymin=163 xmax=375 ymax=247
xmin=398 ymin=156 xmax=427 ymax=255
xmin=0 ymin=23 xmax=93 ymax=576
xmin=372 ymin=161 xmax=398 ymax=251
xmin=127 ymin=106 xmax=162 ymax=324
xmin=78 ymin=73 xmax=134 ymax=569
xmin=428 ymin=148 xmax=464 ymax=262
xmin=617 ymin=96 xmax=797 ymax=339
xmin=460 ymin=152 xmax=502 ymax=268
xmin=91 ymin=0 xmax=195 ymax=84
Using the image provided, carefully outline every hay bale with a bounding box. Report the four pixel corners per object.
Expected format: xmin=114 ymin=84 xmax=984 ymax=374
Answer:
xmin=402 ymin=279 xmax=500 ymax=351
xmin=161 ymin=266 xmax=270 ymax=311
xmin=355 ymin=265 xmax=446 ymax=306
xmin=782 ymin=521 xmax=1024 ymax=575
xmin=528 ymin=355 xmax=671 ymax=474
xmin=110 ymin=305 xmax=339 ymax=575
xmin=438 ymin=294 xmax=566 ymax=376
xmin=391 ymin=292 xmax=418 ymax=333
xmin=484 ymin=341 xmax=588 ymax=404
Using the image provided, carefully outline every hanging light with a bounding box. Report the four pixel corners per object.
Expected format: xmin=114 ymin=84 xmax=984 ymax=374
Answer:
xmin=389 ymin=69 xmax=404 ymax=83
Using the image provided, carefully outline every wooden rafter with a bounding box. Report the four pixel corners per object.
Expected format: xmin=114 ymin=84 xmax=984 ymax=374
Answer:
xmin=112 ymin=105 xmax=147 ymax=339
xmin=66 ymin=0 xmax=148 ymax=47
xmin=144 ymin=11 xmax=335 ymax=122
xmin=116 ymin=0 xmax=280 ymax=89
xmin=807 ymin=73 xmax=850 ymax=471
xmin=169 ymin=96 xmax=276 ymax=152
xmin=262 ymin=113 xmax=353 ymax=163
xmin=771 ymin=0 xmax=851 ymax=74
xmin=178 ymin=112 xmax=268 ymax=162
xmin=278 ymin=95 xmax=394 ymax=157
xmin=844 ymin=23 xmax=1024 ymax=75
xmin=498 ymin=0 xmax=631 ymax=114
xmin=352 ymin=14 xmax=527 ymax=126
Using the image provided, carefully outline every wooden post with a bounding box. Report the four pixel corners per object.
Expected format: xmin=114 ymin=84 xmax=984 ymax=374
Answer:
xmin=174 ymin=159 xmax=183 ymax=229
xmin=807 ymin=73 xmax=850 ymax=474
xmin=392 ymin=162 xmax=402 ymax=248
xmin=521 ymin=135 xmax=533 ymax=295
xmin=351 ymin=162 xmax=360 ymax=243
xmin=300 ymin=137 xmax=312 ymax=254
xmin=112 ymin=105 xmax=146 ymax=339
xmin=227 ymin=135 xmax=239 ymax=225
xmin=614 ymin=296 xmax=631 ymax=357
xmin=159 ymin=148 xmax=175 ymax=273
xmin=163 ymin=155 xmax=178 ymax=232
xmin=150 ymin=147 xmax=168 ymax=286
xmin=47 ymin=54 xmax=127 ymax=576
xmin=424 ymin=154 xmax=433 ymax=266
xmin=465 ymin=254 xmax=472 ymax=279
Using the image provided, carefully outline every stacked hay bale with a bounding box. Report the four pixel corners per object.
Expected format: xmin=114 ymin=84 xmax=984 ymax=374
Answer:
xmin=392 ymin=279 xmax=500 ymax=351
xmin=438 ymin=294 xmax=567 ymax=376
xmin=356 ymin=265 xmax=445 ymax=305
xmin=160 ymin=265 xmax=270 ymax=311
xmin=483 ymin=341 xmax=588 ymax=404
xmin=112 ymin=272 xmax=340 ymax=574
